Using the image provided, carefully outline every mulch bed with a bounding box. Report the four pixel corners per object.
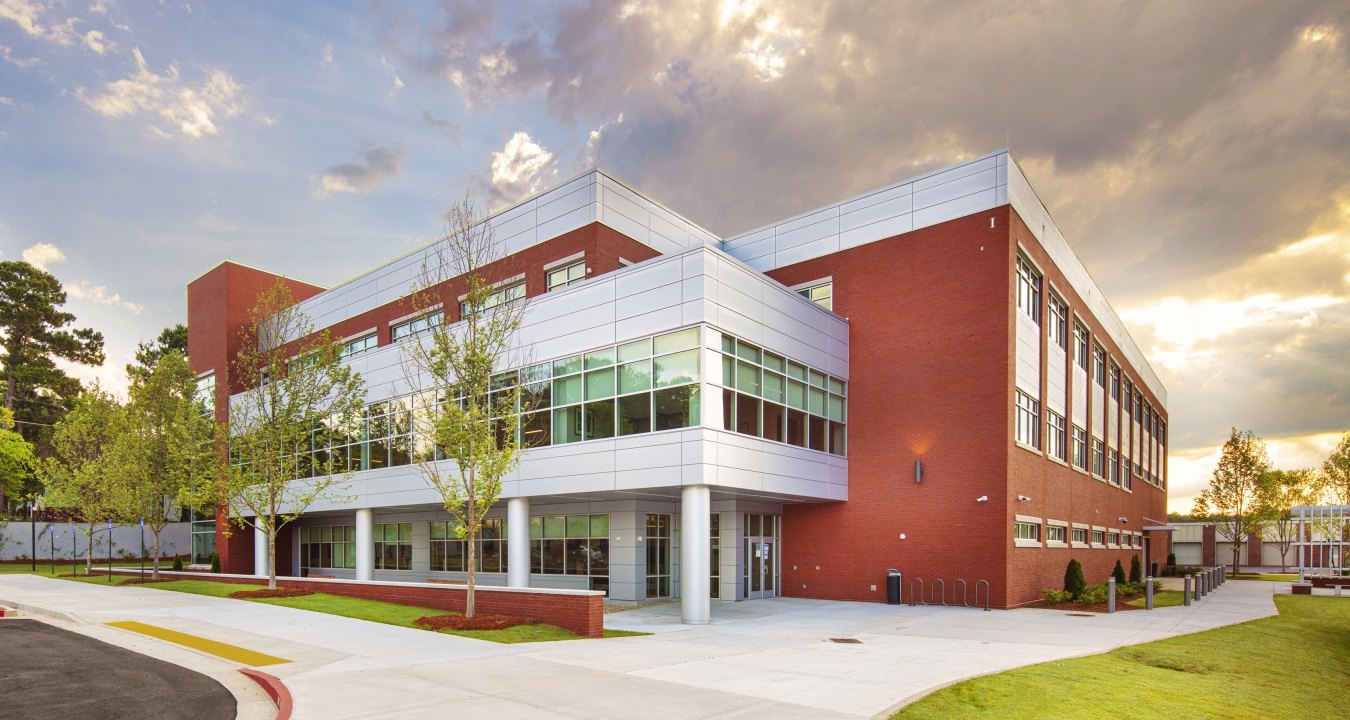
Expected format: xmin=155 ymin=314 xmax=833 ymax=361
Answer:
xmin=415 ymin=613 xmax=533 ymax=631
xmin=117 ymin=577 xmax=174 ymax=586
xmin=228 ymin=588 xmax=315 ymax=599
xmin=1037 ymin=598 xmax=1145 ymax=613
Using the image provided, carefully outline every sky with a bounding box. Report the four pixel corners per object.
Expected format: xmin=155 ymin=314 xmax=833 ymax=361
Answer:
xmin=1 ymin=0 xmax=1347 ymax=512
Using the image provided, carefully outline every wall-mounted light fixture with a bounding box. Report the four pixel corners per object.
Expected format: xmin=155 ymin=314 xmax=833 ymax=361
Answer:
xmin=1017 ymin=495 xmax=1032 ymax=501
xmin=976 ymin=496 xmax=989 ymax=503
xmin=1119 ymin=516 xmax=1128 ymax=524
xmin=915 ymin=460 xmax=923 ymax=484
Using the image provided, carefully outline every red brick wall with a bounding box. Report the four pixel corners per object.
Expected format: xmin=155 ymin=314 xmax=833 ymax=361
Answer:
xmin=765 ymin=206 xmax=1166 ymax=608
xmin=1202 ymin=525 xmax=1217 ymax=566
xmin=103 ymin=570 xmax=604 ymax=638
xmin=1247 ymin=531 xmax=1263 ymax=567
xmin=768 ymin=209 xmax=1013 ymax=607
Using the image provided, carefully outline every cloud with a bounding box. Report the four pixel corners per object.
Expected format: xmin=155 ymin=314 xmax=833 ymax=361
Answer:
xmin=0 ymin=43 xmax=40 ymax=68
xmin=82 ymin=28 xmax=114 ymax=55
xmin=88 ymin=1 xmax=109 ymax=15
xmin=380 ymin=54 xmax=404 ymax=90
xmin=76 ymin=48 xmax=244 ymax=138
xmin=421 ymin=108 xmax=459 ymax=139
xmin=314 ymin=145 xmax=405 ymax=197
xmin=0 ymin=0 xmax=44 ymax=37
xmin=65 ymin=279 xmax=142 ymax=313
xmin=21 ymin=241 xmax=64 ymax=270
xmin=0 ymin=96 xmax=13 ymax=106
xmin=487 ymin=131 xmax=556 ymax=205
xmin=1167 ymin=431 xmax=1346 ymax=512
xmin=321 ymin=41 xmax=334 ymax=65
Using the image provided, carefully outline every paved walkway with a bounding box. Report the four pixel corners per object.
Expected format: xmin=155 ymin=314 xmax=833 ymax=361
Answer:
xmin=0 ymin=576 xmax=1279 ymax=719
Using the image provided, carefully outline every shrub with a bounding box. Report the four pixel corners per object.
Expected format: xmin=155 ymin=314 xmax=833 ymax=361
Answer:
xmin=1166 ymin=552 xmax=1177 ymax=567
xmin=1112 ymin=560 xmax=1127 ymax=584
xmin=171 ymin=556 xmax=183 ymax=572
xmin=210 ymin=553 xmax=220 ymax=574
xmin=1129 ymin=555 xmax=1142 ymax=583
xmin=1077 ymin=584 xmax=1108 ymax=605
xmin=1043 ymin=589 xmax=1073 ymax=604
xmin=1064 ymin=559 xmax=1086 ymax=599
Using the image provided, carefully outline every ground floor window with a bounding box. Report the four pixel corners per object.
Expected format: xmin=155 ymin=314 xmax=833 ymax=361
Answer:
xmin=190 ymin=512 xmax=216 ymax=565
xmin=301 ymin=525 xmax=356 ymax=570
xmin=710 ymin=514 xmax=720 ymax=599
xmin=1072 ymin=527 xmax=1088 ymax=544
xmin=1047 ymin=525 xmax=1066 ymax=543
xmin=429 ymin=518 xmax=508 ymax=572
xmin=1014 ymin=521 xmax=1040 ymax=542
xmin=1091 ymin=529 xmax=1106 ymax=546
xmin=530 ymin=514 xmax=608 ymax=579
xmin=374 ymin=522 xmax=412 ymax=570
xmin=645 ymin=513 xmax=672 ymax=598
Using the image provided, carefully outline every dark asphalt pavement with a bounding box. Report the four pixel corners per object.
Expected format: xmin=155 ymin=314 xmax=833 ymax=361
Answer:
xmin=0 ymin=619 xmax=235 ymax=720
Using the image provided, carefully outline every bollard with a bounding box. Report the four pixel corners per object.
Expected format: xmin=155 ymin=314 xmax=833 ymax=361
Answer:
xmin=1183 ymin=575 xmax=1192 ymax=606
xmin=1192 ymin=574 xmax=1201 ymax=602
xmin=1201 ymin=570 xmax=1208 ymax=596
xmin=1145 ymin=576 xmax=1154 ymax=610
xmin=1107 ymin=577 xmax=1116 ymax=614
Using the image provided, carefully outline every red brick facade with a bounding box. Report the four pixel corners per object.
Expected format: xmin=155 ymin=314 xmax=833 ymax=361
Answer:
xmin=765 ymin=206 xmax=1167 ymax=608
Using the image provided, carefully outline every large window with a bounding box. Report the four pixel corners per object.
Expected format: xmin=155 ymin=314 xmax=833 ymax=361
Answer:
xmin=645 ymin=513 xmax=671 ymax=598
xmin=374 ymin=522 xmax=411 ymax=570
xmin=1048 ymin=294 xmax=1067 ymax=349
xmin=1108 ymin=448 xmax=1121 ymax=485
xmin=430 ymin=518 xmax=508 ymax=573
xmin=719 ymin=333 xmax=846 ymax=456
xmin=546 ymin=260 xmax=586 ymax=291
xmin=1071 ymin=425 xmax=1088 ymax=470
xmin=1073 ymin=321 xmax=1089 ymax=368
xmin=194 ymin=372 xmax=215 ymax=418
xmin=392 ymin=311 xmax=443 ymax=342
xmin=1015 ymin=257 xmax=1041 ymax=324
xmin=1091 ymin=438 xmax=1105 ymax=477
xmin=530 ymin=514 xmax=609 ymax=589
xmin=1092 ymin=345 xmax=1107 ymax=387
xmin=796 ymin=281 xmax=832 ymax=310
xmin=301 ymin=525 xmax=356 ymax=570
xmin=1015 ymin=390 xmax=1040 ymax=448
xmin=1047 ymin=411 xmax=1067 ymax=461
xmin=1109 ymin=363 xmax=1121 ymax=401
xmin=189 ymin=511 xmax=216 ymax=565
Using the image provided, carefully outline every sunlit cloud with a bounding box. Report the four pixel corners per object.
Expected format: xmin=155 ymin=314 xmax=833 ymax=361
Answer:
xmin=76 ymin=48 xmax=244 ymax=138
xmin=489 ymin=131 xmax=556 ymax=203
xmin=21 ymin=241 xmax=65 ymax=270
xmin=66 ymin=280 xmax=142 ymax=313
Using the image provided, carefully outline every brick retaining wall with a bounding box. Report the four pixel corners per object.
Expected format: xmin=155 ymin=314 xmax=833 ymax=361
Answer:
xmin=100 ymin=569 xmax=604 ymax=638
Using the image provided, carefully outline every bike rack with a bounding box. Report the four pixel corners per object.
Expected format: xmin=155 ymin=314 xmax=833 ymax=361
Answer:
xmin=953 ymin=578 xmax=969 ymax=607
xmin=909 ymin=577 xmax=925 ymax=606
xmin=930 ymin=577 xmax=947 ymax=606
xmin=974 ymin=579 xmax=991 ymax=611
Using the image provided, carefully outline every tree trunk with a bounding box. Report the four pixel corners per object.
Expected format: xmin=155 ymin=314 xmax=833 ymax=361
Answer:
xmin=85 ymin=522 xmax=95 ymax=575
xmin=268 ymin=523 xmax=277 ymax=591
xmin=151 ymin=529 xmax=162 ymax=581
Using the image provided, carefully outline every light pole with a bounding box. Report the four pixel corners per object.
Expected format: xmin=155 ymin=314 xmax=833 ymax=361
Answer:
xmin=28 ymin=499 xmax=35 ymax=572
xmin=107 ymin=519 xmax=113 ymax=582
xmin=139 ymin=517 xmax=145 ymax=582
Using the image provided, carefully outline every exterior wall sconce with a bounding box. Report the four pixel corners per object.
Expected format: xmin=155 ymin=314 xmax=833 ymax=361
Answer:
xmin=976 ymin=496 xmax=989 ymax=503
xmin=1017 ymin=495 xmax=1031 ymax=501
xmin=915 ymin=460 xmax=923 ymax=484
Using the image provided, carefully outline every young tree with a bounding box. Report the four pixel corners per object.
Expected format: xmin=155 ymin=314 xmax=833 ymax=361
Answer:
xmin=0 ymin=260 xmax=105 ymax=510
xmin=1323 ymin=431 xmax=1350 ymax=505
xmin=1194 ymin=428 xmax=1271 ymax=576
xmin=113 ymin=351 xmax=216 ymax=580
xmin=1255 ymin=468 xmax=1318 ymax=572
xmin=0 ymin=407 xmax=37 ymax=511
xmin=43 ymin=387 xmax=122 ymax=574
xmin=125 ymin=324 xmax=188 ymax=385
xmin=223 ymin=280 xmax=366 ymax=590
xmin=403 ymin=197 xmax=529 ymax=618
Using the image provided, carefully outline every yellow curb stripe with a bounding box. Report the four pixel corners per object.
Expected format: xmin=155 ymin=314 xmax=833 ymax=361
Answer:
xmin=106 ymin=620 xmax=290 ymax=667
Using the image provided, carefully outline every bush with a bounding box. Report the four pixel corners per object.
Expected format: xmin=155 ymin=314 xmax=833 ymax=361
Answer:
xmin=1129 ymin=555 xmax=1142 ymax=583
xmin=1077 ymin=584 xmax=1108 ymax=605
xmin=171 ymin=556 xmax=183 ymax=572
xmin=209 ymin=553 xmax=220 ymax=574
xmin=1043 ymin=589 xmax=1073 ymax=604
xmin=1064 ymin=559 xmax=1086 ymax=599
xmin=1166 ymin=552 xmax=1177 ymax=567
xmin=1112 ymin=559 xmax=1127 ymax=584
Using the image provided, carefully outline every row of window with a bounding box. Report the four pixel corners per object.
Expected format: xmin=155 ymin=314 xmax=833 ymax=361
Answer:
xmin=1015 ymin=256 xmax=1166 ymax=490
xmin=299 ymin=522 xmax=412 ymax=571
xmin=1013 ymin=520 xmax=1145 ymax=549
xmin=716 ymin=334 xmax=847 ymax=456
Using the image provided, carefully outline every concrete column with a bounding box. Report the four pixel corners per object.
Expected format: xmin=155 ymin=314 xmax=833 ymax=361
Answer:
xmin=355 ymin=508 xmax=374 ymax=582
xmin=680 ymin=484 xmax=711 ymax=624
xmin=507 ymin=497 xmax=531 ymax=588
xmin=253 ymin=523 xmax=269 ymax=577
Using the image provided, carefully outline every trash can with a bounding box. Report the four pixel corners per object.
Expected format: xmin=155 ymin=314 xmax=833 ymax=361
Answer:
xmin=886 ymin=569 xmax=902 ymax=605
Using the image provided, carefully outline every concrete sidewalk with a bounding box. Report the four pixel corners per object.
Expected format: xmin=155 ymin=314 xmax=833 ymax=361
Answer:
xmin=0 ymin=575 xmax=1278 ymax=719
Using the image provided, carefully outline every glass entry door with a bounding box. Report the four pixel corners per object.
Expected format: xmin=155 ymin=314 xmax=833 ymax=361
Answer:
xmin=747 ymin=539 xmax=776 ymax=599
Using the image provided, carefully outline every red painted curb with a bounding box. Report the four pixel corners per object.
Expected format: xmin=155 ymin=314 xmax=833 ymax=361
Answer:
xmin=238 ymin=668 xmax=293 ymax=720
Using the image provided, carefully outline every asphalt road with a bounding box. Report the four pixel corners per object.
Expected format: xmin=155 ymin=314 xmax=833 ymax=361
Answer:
xmin=0 ymin=619 xmax=235 ymax=720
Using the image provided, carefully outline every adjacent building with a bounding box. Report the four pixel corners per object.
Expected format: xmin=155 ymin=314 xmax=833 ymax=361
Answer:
xmin=187 ymin=150 xmax=1169 ymax=619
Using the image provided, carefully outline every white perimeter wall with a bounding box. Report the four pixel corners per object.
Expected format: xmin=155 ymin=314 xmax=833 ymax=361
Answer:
xmin=0 ymin=521 xmax=191 ymax=561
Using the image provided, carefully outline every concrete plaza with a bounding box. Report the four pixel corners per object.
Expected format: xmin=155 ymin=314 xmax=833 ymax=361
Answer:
xmin=0 ymin=575 xmax=1279 ymax=719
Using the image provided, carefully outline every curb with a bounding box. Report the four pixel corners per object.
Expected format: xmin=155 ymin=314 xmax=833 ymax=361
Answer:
xmin=238 ymin=669 xmax=293 ymax=720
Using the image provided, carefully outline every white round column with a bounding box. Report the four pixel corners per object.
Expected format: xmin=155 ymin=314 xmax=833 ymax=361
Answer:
xmin=507 ymin=497 xmax=531 ymax=588
xmin=355 ymin=508 xmax=374 ymax=582
xmin=253 ymin=522 xmax=269 ymax=577
xmin=680 ymin=484 xmax=711 ymax=625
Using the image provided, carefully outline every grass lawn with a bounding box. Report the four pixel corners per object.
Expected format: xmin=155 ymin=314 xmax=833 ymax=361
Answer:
xmin=1124 ymin=590 xmax=1186 ymax=609
xmin=894 ymin=596 xmax=1349 ymax=720
xmin=53 ymin=577 xmax=646 ymax=643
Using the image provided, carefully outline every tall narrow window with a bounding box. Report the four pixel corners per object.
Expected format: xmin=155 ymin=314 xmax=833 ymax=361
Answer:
xmin=1093 ymin=345 xmax=1107 ymax=387
xmin=645 ymin=513 xmax=671 ymax=598
xmin=1016 ymin=257 xmax=1042 ymax=324
xmin=1071 ymin=425 xmax=1088 ymax=470
xmin=1073 ymin=322 xmax=1089 ymax=368
xmin=1109 ymin=363 xmax=1121 ymax=401
xmin=1048 ymin=294 xmax=1067 ymax=349
xmin=1047 ymin=411 xmax=1067 ymax=461
xmin=1015 ymin=390 xmax=1040 ymax=448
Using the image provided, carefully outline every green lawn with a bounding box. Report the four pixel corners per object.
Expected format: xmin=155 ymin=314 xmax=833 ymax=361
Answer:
xmin=1124 ymin=590 xmax=1186 ymax=609
xmin=48 ymin=576 xmax=645 ymax=643
xmin=894 ymin=596 xmax=1349 ymax=720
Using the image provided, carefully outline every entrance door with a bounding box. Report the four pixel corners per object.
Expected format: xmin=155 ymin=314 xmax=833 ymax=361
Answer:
xmin=746 ymin=538 xmax=777 ymax=599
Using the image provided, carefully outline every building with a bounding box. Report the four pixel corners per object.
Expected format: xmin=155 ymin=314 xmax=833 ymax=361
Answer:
xmin=187 ymin=149 xmax=1169 ymax=620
